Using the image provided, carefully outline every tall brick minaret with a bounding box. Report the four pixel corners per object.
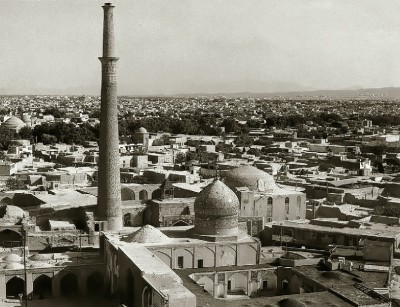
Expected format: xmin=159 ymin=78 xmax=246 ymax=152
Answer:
xmin=97 ymin=2 xmax=122 ymax=231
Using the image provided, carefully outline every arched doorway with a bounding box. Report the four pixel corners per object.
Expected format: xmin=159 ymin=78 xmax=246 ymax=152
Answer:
xmin=173 ymin=220 xmax=189 ymax=226
xmin=87 ymin=271 xmax=104 ymax=296
xmin=6 ymin=276 xmax=24 ymax=298
xmin=123 ymin=213 xmax=132 ymax=227
xmin=126 ymin=270 xmax=134 ymax=307
xmin=0 ymin=229 xmax=22 ymax=247
xmin=60 ymin=273 xmax=79 ymax=297
xmin=33 ymin=275 xmax=52 ymax=299
xmin=139 ymin=190 xmax=148 ymax=201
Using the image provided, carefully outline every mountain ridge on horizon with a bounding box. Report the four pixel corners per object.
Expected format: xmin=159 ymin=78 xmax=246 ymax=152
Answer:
xmin=167 ymin=86 xmax=400 ymax=99
xmin=2 ymin=86 xmax=400 ymax=99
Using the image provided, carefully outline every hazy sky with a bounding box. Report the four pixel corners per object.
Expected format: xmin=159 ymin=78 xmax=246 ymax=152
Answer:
xmin=1 ymin=0 xmax=400 ymax=95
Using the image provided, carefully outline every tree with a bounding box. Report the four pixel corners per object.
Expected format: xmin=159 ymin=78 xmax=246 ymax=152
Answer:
xmin=235 ymin=134 xmax=253 ymax=147
xmin=246 ymin=148 xmax=262 ymax=156
xmin=5 ymin=177 xmax=25 ymax=191
xmin=175 ymin=152 xmax=186 ymax=165
xmin=221 ymin=118 xmax=240 ymax=134
xmin=18 ymin=126 xmax=33 ymax=140
xmin=42 ymin=134 xmax=57 ymax=145
xmin=43 ymin=107 xmax=66 ymax=118
xmin=0 ymin=126 xmax=16 ymax=150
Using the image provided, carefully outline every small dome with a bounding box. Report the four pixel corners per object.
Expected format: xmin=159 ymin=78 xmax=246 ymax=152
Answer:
xmin=3 ymin=253 xmax=22 ymax=262
xmin=30 ymin=262 xmax=52 ymax=268
xmin=2 ymin=116 xmax=26 ymax=131
xmin=223 ymin=165 xmax=277 ymax=192
xmin=4 ymin=262 xmax=24 ymax=270
xmin=30 ymin=254 xmax=54 ymax=261
xmin=135 ymin=127 xmax=148 ymax=133
xmin=0 ymin=205 xmax=27 ymax=219
xmin=194 ymin=180 xmax=239 ymax=216
xmin=21 ymin=114 xmax=31 ymax=123
xmin=125 ymin=225 xmax=170 ymax=244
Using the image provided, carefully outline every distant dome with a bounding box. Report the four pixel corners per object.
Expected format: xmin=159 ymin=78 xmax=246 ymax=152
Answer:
xmin=135 ymin=127 xmax=148 ymax=133
xmin=223 ymin=165 xmax=277 ymax=192
xmin=2 ymin=116 xmax=25 ymax=132
xmin=3 ymin=253 xmax=22 ymax=262
xmin=125 ymin=225 xmax=170 ymax=244
xmin=193 ymin=180 xmax=239 ymax=237
xmin=185 ymin=160 xmax=197 ymax=167
xmin=21 ymin=114 xmax=31 ymax=123
xmin=4 ymin=262 xmax=24 ymax=270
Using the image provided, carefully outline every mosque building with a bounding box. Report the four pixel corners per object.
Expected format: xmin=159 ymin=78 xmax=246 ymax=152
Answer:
xmin=0 ymin=2 xmax=376 ymax=307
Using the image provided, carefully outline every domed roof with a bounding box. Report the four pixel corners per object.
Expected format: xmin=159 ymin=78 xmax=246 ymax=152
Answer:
xmin=0 ymin=205 xmax=27 ymax=219
xmin=2 ymin=116 xmax=25 ymax=129
xmin=223 ymin=165 xmax=277 ymax=192
xmin=135 ymin=127 xmax=148 ymax=133
xmin=21 ymin=114 xmax=31 ymax=123
xmin=194 ymin=180 xmax=239 ymax=216
xmin=3 ymin=253 xmax=22 ymax=262
xmin=125 ymin=225 xmax=170 ymax=244
xmin=4 ymin=262 xmax=24 ymax=270
xmin=30 ymin=253 xmax=53 ymax=261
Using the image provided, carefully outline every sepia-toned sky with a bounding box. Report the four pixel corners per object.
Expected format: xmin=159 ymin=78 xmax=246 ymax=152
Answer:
xmin=1 ymin=0 xmax=400 ymax=95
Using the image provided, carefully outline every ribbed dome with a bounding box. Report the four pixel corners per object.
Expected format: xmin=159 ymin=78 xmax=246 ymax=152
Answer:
xmin=223 ymin=165 xmax=277 ymax=192
xmin=135 ymin=127 xmax=148 ymax=133
xmin=2 ymin=116 xmax=25 ymax=131
xmin=194 ymin=180 xmax=239 ymax=216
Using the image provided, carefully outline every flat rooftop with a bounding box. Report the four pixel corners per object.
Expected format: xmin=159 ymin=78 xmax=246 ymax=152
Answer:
xmin=272 ymin=220 xmax=400 ymax=240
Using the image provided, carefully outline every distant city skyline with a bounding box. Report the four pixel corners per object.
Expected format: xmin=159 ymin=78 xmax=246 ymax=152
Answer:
xmin=1 ymin=0 xmax=400 ymax=95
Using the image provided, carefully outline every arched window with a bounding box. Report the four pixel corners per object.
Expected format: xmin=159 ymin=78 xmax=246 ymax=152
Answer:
xmin=121 ymin=188 xmax=135 ymax=201
xmin=139 ymin=190 xmax=148 ymax=201
xmin=123 ymin=213 xmax=132 ymax=227
xmin=296 ymin=196 xmax=302 ymax=219
xmin=0 ymin=229 xmax=22 ymax=247
xmin=267 ymin=198 xmax=273 ymax=220
xmin=285 ymin=197 xmax=290 ymax=215
xmin=143 ymin=286 xmax=152 ymax=307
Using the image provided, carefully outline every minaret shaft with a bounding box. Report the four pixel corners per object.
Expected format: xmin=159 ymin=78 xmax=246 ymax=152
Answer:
xmin=97 ymin=3 xmax=122 ymax=231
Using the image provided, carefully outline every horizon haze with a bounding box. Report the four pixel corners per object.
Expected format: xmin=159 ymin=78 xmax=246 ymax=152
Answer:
xmin=1 ymin=0 xmax=400 ymax=96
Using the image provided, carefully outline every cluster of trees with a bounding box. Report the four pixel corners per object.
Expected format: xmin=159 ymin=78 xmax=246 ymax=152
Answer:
xmin=264 ymin=112 xmax=342 ymax=128
xmin=43 ymin=107 xmax=66 ymax=118
xmin=366 ymin=115 xmax=400 ymax=127
xmin=119 ymin=114 xmax=223 ymax=136
xmin=32 ymin=122 xmax=98 ymax=145
xmin=360 ymin=141 xmax=400 ymax=155
xmin=374 ymin=205 xmax=400 ymax=218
